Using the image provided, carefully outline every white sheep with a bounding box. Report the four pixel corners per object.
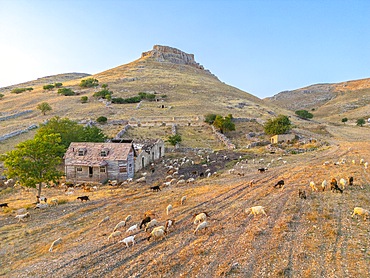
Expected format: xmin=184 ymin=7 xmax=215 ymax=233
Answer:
xmin=15 ymin=212 xmax=30 ymax=222
xmin=193 ymin=212 xmax=208 ymax=225
xmin=351 ymin=207 xmax=369 ymax=220
xmin=119 ymin=235 xmax=136 ymax=247
xmin=98 ymin=216 xmax=110 ymax=227
xmin=360 ymin=159 xmax=365 ymax=165
xmin=364 ymin=162 xmax=368 ymax=169
xmin=246 ymin=206 xmax=267 ymax=217
xmin=180 ymin=196 xmax=186 ymax=205
xmin=147 ymin=226 xmax=166 ymax=241
xmin=113 ymin=220 xmax=126 ymax=232
xmin=339 ymin=178 xmax=347 ymax=189
xmin=108 ymin=231 xmax=122 ymax=241
xmin=177 ymin=179 xmax=186 ymax=185
xmin=126 ymin=224 xmax=139 ymax=233
xmin=166 ymin=204 xmax=173 ymax=215
xmin=34 ymin=203 xmax=49 ymax=209
xmin=309 ymin=181 xmax=318 ymax=192
xmin=321 ymin=180 xmax=327 ymax=191
xmin=144 ymin=219 xmax=159 ymax=232
xmin=323 ymin=161 xmax=330 ymax=166
xmin=49 ymin=238 xmax=62 ymax=252
xmin=194 ymin=221 xmax=209 ymax=234
xmin=165 ymin=219 xmax=175 ymax=232
xmin=186 ymin=178 xmax=195 ymax=184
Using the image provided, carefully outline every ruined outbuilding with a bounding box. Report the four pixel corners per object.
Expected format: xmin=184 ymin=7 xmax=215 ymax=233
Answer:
xmin=64 ymin=142 xmax=135 ymax=183
xmin=133 ymin=139 xmax=165 ymax=172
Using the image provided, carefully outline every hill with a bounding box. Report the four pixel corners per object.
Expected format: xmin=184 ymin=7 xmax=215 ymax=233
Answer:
xmin=0 ymin=45 xmax=284 ymax=152
xmin=265 ymin=78 xmax=370 ymax=123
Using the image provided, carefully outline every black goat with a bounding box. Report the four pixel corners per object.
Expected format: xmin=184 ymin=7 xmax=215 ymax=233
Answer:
xmin=77 ymin=196 xmax=90 ymax=202
xmin=330 ymin=178 xmax=343 ymax=193
xmin=140 ymin=216 xmax=151 ymax=229
xmin=258 ymin=168 xmax=268 ymax=173
xmin=150 ymin=185 xmax=161 ymax=192
xmin=0 ymin=203 xmax=9 ymax=208
xmin=274 ymin=180 xmax=284 ymax=188
xmin=348 ymin=176 xmax=354 ymax=186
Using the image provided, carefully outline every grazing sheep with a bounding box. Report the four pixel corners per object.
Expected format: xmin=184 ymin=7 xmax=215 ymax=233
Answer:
xmin=34 ymin=203 xmax=49 ymax=209
xmin=140 ymin=216 xmax=151 ymax=229
xmin=77 ymin=196 xmax=90 ymax=202
xmin=119 ymin=235 xmax=136 ymax=247
xmin=125 ymin=215 xmax=132 ymax=222
xmin=144 ymin=219 xmax=159 ymax=232
xmin=246 ymin=206 xmax=267 ymax=217
xmin=339 ymin=178 xmax=347 ymax=189
xmin=249 ymin=179 xmax=255 ymax=187
xmin=147 ymin=226 xmax=166 ymax=241
xmin=98 ymin=216 xmax=110 ymax=227
xmin=352 ymin=160 xmax=356 ymax=165
xmin=180 ymin=196 xmax=186 ymax=205
xmin=166 ymin=204 xmax=173 ymax=215
xmin=50 ymin=198 xmax=58 ymax=206
xmin=194 ymin=221 xmax=209 ymax=234
xmin=351 ymin=207 xmax=369 ymax=220
xmin=37 ymin=196 xmax=47 ymax=203
xmin=49 ymin=238 xmax=62 ymax=252
xmin=126 ymin=224 xmax=139 ymax=233
xmin=177 ymin=179 xmax=186 ymax=185
xmin=150 ymin=185 xmax=161 ymax=192
xmin=113 ymin=221 xmax=126 ymax=232
xmin=193 ymin=212 xmax=209 ymax=225
xmin=274 ymin=180 xmax=284 ymax=188
xmin=330 ymin=178 xmax=343 ymax=193
xmin=136 ymin=177 xmax=146 ymax=183
xmin=165 ymin=219 xmax=175 ymax=232
xmin=299 ymin=189 xmax=307 ymax=199
xmin=321 ymin=180 xmax=327 ymax=191
xmin=108 ymin=231 xmax=122 ymax=241
xmin=186 ymin=178 xmax=195 ymax=184
xmin=0 ymin=203 xmax=9 ymax=208
xmin=323 ymin=161 xmax=330 ymax=166
xmin=309 ymin=181 xmax=318 ymax=192
xmin=348 ymin=176 xmax=354 ymax=186
xmin=360 ymin=159 xmax=365 ymax=165
xmin=364 ymin=162 xmax=368 ymax=169
xmin=15 ymin=212 xmax=30 ymax=222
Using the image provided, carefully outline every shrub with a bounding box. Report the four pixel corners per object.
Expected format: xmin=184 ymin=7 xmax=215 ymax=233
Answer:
xmin=43 ymin=84 xmax=55 ymax=90
xmin=11 ymin=87 xmax=33 ymax=94
xmin=295 ymin=110 xmax=313 ymax=119
xmin=0 ymin=93 xmax=4 ymax=100
xmin=37 ymin=102 xmax=52 ymax=115
xmin=111 ymin=96 xmax=141 ymax=104
xmin=80 ymin=96 xmax=88 ymax=103
xmin=93 ymin=89 xmax=113 ymax=99
xmin=264 ymin=115 xmax=292 ymax=135
xmin=96 ymin=116 xmax=108 ymax=124
xmin=58 ymin=88 xmax=75 ymax=96
xmin=356 ymin=118 xmax=365 ymax=127
xmin=204 ymin=114 xmax=217 ymax=124
xmin=80 ymin=78 xmax=99 ymax=88
xmin=341 ymin=118 xmax=348 ymax=124
xmin=54 ymin=82 xmax=63 ymax=88
xmin=138 ymin=92 xmax=156 ymax=101
xmin=166 ymin=134 xmax=182 ymax=146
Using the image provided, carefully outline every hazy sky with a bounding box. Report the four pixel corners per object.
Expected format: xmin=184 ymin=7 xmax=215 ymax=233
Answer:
xmin=1 ymin=0 xmax=369 ymax=98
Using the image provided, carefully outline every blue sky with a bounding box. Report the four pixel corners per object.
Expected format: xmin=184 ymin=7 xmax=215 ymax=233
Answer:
xmin=1 ymin=0 xmax=369 ymax=98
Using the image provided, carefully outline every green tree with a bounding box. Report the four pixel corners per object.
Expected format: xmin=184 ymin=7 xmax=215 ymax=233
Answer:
xmin=213 ymin=114 xmax=235 ymax=133
xmin=356 ymin=118 xmax=365 ymax=127
xmin=80 ymin=78 xmax=99 ymax=88
xmin=37 ymin=102 xmax=52 ymax=115
xmin=0 ymin=93 xmax=4 ymax=100
xmin=36 ymin=117 xmax=106 ymax=152
xmin=204 ymin=114 xmax=217 ymax=124
xmin=0 ymin=133 xmax=64 ymax=201
xmin=166 ymin=134 xmax=182 ymax=146
xmin=102 ymin=83 xmax=108 ymax=89
xmin=264 ymin=115 xmax=292 ymax=135
xmin=295 ymin=110 xmax=313 ymax=119
xmin=93 ymin=89 xmax=112 ymax=99
xmin=54 ymin=82 xmax=63 ymax=88
xmin=341 ymin=117 xmax=348 ymax=124
xmin=43 ymin=84 xmax=55 ymax=90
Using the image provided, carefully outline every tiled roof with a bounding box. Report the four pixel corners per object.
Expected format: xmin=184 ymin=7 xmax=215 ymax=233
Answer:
xmin=64 ymin=142 xmax=133 ymax=166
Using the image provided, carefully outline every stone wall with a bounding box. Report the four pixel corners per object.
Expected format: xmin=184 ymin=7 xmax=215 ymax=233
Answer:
xmin=0 ymin=110 xmax=33 ymax=122
xmin=0 ymin=124 xmax=38 ymax=142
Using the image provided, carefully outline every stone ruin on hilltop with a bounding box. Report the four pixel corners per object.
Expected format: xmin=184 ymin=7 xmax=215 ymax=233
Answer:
xmin=141 ymin=45 xmax=218 ymax=79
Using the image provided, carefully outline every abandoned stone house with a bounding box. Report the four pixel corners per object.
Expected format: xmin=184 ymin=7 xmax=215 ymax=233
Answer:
xmin=270 ymin=134 xmax=296 ymax=144
xmin=133 ymin=139 xmax=165 ymax=172
xmin=64 ymin=142 xmax=135 ymax=183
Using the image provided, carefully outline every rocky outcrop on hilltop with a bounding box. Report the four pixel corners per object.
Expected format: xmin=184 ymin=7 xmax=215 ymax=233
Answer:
xmin=142 ymin=45 xmax=217 ymax=78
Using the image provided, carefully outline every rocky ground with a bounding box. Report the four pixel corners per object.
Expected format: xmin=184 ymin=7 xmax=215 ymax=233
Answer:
xmin=1 ymin=127 xmax=370 ymax=278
